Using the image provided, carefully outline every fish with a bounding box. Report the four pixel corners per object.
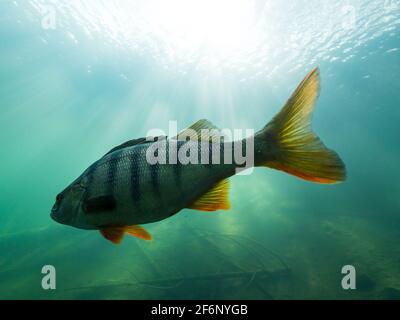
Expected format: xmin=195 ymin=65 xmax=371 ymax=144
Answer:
xmin=51 ymin=68 xmax=346 ymax=244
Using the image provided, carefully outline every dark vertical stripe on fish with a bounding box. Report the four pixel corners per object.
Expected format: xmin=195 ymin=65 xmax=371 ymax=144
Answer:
xmin=220 ymin=142 xmax=224 ymax=164
xmin=173 ymin=164 xmax=182 ymax=189
xmin=149 ymin=145 xmax=161 ymax=197
xmin=130 ymin=151 xmax=141 ymax=203
xmin=150 ymin=162 xmax=161 ymax=198
xmin=172 ymin=141 xmax=182 ymax=188
xmin=84 ymin=161 xmax=99 ymax=198
xmin=207 ymin=141 xmax=214 ymax=168
xmin=105 ymin=151 xmax=121 ymax=195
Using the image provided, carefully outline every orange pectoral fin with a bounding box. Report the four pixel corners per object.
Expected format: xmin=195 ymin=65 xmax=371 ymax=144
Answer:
xmin=126 ymin=225 xmax=152 ymax=241
xmin=100 ymin=227 xmax=125 ymax=244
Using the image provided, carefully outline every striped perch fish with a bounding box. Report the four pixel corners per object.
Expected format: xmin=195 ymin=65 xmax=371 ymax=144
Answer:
xmin=51 ymin=68 xmax=346 ymax=244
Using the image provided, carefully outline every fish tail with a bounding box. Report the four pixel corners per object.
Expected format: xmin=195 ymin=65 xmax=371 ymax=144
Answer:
xmin=254 ymin=67 xmax=346 ymax=184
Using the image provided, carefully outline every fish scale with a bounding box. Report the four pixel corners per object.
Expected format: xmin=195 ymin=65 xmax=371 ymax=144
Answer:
xmin=83 ymin=141 xmax=232 ymax=224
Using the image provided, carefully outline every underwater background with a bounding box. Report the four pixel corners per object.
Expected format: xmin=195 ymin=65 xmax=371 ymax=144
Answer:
xmin=0 ymin=0 xmax=399 ymax=300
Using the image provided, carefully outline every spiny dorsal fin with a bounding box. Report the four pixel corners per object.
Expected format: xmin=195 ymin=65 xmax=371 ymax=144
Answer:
xmin=172 ymin=119 xmax=222 ymax=143
xmin=187 ymin=179 xmax=231 ymax=212
xmin=104 ymin=136 xmax=166 ymax=157
xmin=126 ymin=225 xmax=152 ymax=241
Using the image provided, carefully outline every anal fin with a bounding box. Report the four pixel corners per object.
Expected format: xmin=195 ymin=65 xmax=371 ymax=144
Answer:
xmin=187 ymin=179 xmax=231 ymax=212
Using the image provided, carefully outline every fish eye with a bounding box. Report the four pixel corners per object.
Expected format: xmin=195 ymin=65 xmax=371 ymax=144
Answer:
xmin=56 ymin=194 xmax=63 ymax=202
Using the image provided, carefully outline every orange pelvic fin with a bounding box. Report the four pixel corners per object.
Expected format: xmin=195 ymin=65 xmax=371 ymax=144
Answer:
xmin=100 ymin=225 xmax=152 ymax=244
xmin=100 ymin=227 xmax=125 ymax=244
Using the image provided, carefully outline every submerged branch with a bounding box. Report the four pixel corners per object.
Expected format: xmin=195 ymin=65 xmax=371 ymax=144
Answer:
xmin=64 ymin=269 xmax=290 ymax=293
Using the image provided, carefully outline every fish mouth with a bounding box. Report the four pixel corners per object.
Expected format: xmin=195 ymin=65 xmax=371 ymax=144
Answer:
xmin=50 ymin=199 xmax=83 ymax=226
xmin=50 ymin=201 xmax=69 ymax=224
xmin=50 ymin=210 xmax=72 ymax=226
xmin=50 ymin=209 xmax=57 ymax=221
xmin=50 ymin=207 xmax=61 ymax=223
xmin=51 ymin=199 xmax=60 ymax=217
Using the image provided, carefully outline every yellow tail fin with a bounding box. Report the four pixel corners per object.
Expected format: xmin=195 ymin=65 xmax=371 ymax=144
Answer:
xmin=256 ymin=67 xmax=346 ymax=184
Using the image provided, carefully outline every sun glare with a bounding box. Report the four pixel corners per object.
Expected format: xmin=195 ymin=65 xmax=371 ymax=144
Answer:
xmin=50 ymin=0 xmax=264 ymax=70
xmin=149 ymin=0 xmax=260 ymax=58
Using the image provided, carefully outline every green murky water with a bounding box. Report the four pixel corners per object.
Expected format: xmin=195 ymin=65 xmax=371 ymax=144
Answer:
xmin=0 ymin=0 xmax=399 ymax=300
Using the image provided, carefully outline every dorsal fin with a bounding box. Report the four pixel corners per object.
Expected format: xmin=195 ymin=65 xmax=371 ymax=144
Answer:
xmin=104 ymin=136 xmax=166 ymax=157
xmin=187 ymin=179 xmax=231 ymax=212
xmin=172 ymin=119 xmax=222 ymax=143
